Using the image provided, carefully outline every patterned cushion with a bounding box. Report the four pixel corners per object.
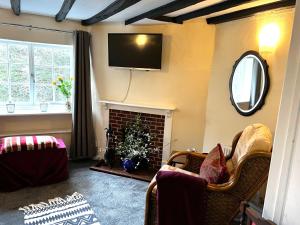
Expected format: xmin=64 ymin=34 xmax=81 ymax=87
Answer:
xmin=199 ymin=144 xmax=229 ymax=184
xmin=231 ymin=124 xmax=272 ymax=169
xmin=0 ymin=136 xmax=58 ymax=154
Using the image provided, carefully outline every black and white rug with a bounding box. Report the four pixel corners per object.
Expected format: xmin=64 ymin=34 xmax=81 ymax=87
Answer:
xmin=19 ymin=192 xmax=100 ymax=225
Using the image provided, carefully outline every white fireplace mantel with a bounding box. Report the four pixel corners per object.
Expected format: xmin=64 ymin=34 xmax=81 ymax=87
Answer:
xmin=98 ymin=100 xmax=176 ymax=117
xmin=97 ymin=100 xmax=176 ymax=164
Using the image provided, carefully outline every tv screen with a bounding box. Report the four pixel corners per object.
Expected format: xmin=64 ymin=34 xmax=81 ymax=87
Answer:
xmin=108 ymin=33 xmax=162 ymax=70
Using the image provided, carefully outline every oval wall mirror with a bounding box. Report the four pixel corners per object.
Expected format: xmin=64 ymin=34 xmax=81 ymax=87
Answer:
xmin=229 ymin=51 xmax=269 ymax=116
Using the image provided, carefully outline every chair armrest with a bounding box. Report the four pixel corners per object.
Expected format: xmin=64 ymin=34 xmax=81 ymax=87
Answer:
xmin=240 ymin=201 xmax=276 ymax=225
xmin=144 ymin=180 xmax=157 ymax=225
xmin=167 ymin=151 xmax=207 ymax=173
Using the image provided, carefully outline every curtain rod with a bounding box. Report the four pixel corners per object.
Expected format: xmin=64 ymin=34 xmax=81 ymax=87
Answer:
xmin=0 ymin=22 xmax=73 ymax=34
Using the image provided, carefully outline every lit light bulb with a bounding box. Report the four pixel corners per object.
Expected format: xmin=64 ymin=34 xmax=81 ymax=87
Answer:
xmin=136 ymin=34 xmax=148 ymax=47
xmin=259 ymin=23 xmax=280 ymax=53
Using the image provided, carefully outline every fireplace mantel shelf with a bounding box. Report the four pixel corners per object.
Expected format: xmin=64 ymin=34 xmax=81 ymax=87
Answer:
xmin=98 ymin=100 xmax=176 ymax=112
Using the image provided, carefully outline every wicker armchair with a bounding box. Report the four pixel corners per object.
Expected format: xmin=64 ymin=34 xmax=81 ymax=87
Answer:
xmin=144 ymin=124 xmax=272 ymax=225
xmin=240 ymin=201 xmax=276 ymax=225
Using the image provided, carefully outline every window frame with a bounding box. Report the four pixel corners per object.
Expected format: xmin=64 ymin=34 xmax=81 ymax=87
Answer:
xmin=0 ymin=39 xmax=73 ymax=107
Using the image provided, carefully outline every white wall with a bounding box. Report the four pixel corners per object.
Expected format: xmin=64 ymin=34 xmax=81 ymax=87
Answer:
xmin=263 ymin=1 xmax=300 ymax=224
xmin=281 ymin=112 xmax=300 ymax=225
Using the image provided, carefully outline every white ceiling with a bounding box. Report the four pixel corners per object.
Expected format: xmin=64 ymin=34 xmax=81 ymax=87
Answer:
xmin=0 ymin=0 xmax=281 ymax=24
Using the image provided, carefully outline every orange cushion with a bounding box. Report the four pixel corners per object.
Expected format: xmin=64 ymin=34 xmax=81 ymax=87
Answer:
xmin=199 ymin=144 xmax=229 ymax=184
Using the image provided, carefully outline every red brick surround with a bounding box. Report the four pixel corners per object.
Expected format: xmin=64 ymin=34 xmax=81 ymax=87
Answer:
xmin=109 ymin=109 xmax=165 ymax=170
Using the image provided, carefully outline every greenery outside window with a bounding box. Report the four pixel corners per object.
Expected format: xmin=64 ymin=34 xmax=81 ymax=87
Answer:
xmin=0 ymin=39 xmax=73 ymax=109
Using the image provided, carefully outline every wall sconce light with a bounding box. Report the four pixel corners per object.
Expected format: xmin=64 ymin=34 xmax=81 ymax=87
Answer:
xmin=259 ymin=23 xmax=280 ymax=53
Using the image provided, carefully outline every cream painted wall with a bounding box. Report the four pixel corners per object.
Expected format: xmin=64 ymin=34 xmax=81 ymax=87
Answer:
xmin=0 ymin=9 xmax=86 ymax=146
xmin=0 ymin=115 xmax=72 ymax=147
xmin=90 ymin=20 xmax=216 ymax=154
xmin=0 ymin=8 xmax=86 ymax=44
xmin=0 ymin=7 xmax=293 ymax=155
xmin=203 ymin=9 xmax=294 ymax=152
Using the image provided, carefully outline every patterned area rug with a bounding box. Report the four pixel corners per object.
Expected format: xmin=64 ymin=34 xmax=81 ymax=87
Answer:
xmin=19 ymin=192 xmax=100 ymax=225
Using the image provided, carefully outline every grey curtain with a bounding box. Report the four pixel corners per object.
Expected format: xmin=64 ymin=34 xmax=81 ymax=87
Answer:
xmin=70 ymin=30 xmax=97 ymax=159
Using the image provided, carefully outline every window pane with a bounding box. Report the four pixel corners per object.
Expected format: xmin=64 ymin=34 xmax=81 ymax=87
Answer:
xmin=34 ymin=47 xmax=52 ymax=66
xmin=0 ymin=83 xmax=9 ymax=103
xmin=9 ymin=44 xmax=29 ymax=64
xmin=33 ymin=46 xmax=72 ymax=104
xmin=0 ymin=63 xmax=8 ymax=82
xmin=0 ymin=44 xmax=7 ymax=63
xmin=54 ymin=67 xmax=70 ymax=79
xmin=35 ymin=66 xmax=52 ymax=83
xmin=0 ymin=41 xmax=73 ymax=106
xmin=53 ymin=48 xmax=71 ymax=66
xmin=11 ymin=84 xmax=30 ymax=102
xmin=55 ymin=89 xmax=65 ymax=102
xmin=10 ymin=64 xmax=30 ymax=83
xmin=35 ymin=84 xmax=53 ymax=102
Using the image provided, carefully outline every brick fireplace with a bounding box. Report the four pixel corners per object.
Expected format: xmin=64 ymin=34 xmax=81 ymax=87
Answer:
xmin=109 ymin=109 xmax=165 ymax=170
xmin=99 ymin=101 xmax=175 ymax=171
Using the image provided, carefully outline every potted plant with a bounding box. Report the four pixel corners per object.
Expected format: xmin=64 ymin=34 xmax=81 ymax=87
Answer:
xmin=52 ymin=76 xmax=73 ymax=112
xmin=115 ymin=114 xmax=155 ymax=172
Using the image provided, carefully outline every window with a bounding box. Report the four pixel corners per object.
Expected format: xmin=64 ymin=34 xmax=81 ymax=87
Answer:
xmin=0 ymin=39 xmax=73 ymax=107
xmin=232 ymin=57 xmax=254 ymax=103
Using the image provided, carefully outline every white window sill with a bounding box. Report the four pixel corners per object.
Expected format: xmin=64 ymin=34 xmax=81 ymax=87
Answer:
xmin=0 ymin=106 xmax=72 ymax=116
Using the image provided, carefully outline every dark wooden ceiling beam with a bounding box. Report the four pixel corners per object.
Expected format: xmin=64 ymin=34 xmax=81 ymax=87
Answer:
xmin=10 ymin=0 xmax=20 ymax=16
xmin=55 ymin=0 xmax=76 ymax=22
xmin=125 ymin=0 xmax=203 ymax=25
xmin=149 ymin=16 xmax=183 ymax=24
xmin=82 ymin=0 xmax=141 ymax=26
xmin=207 ymin=0 xmax=296 ymax=24
xmin=175 ymin=0 xmax=252 ymax=23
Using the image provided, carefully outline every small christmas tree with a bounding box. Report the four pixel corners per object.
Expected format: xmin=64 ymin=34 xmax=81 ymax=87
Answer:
xmin=115 ymin=114 xmax=154 ymax=171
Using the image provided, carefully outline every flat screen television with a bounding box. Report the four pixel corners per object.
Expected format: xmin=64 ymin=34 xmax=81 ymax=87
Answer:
xmin=108 ymin=33 xmax=163 ymax=70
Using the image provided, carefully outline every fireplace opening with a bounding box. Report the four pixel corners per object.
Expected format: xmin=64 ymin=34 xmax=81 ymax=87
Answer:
xmin=109 ymin=109 xmax=165 ymax=171
xmin=90 ymin=105 xmax=171 ymax=182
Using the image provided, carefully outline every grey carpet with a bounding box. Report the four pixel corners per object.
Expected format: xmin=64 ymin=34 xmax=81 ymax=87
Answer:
xmin=0 ymin=160 xmax=149 ymax=225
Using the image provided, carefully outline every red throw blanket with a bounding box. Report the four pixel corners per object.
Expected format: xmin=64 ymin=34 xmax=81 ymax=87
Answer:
xmin=0 ymin=136 xmax=58 ymax=154
xmin=156 ymin=170 xmax=208 ymax=225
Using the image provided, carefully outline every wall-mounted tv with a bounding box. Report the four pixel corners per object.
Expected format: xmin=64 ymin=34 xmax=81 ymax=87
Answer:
xmin=108 ymin=33 xmax=163 ymax=70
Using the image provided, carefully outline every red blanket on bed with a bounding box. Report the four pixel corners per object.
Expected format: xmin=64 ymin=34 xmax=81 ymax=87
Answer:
xmin=156 ymin=170 xmax=208 ymax=225
xmin=0 ymin=138 xmax=68 ymax=192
